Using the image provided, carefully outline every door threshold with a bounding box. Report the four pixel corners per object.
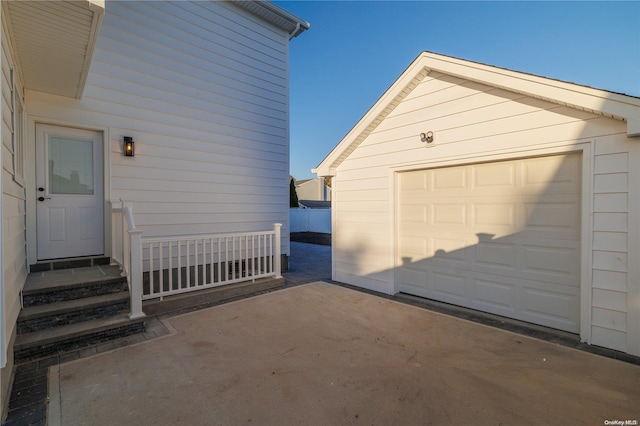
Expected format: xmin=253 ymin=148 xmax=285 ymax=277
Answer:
xmin=30 ymin=256 xmax=111 ymax=272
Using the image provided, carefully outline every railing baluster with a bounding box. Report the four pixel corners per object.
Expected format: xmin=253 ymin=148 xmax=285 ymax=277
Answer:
xmin=201 ymin=238 xmax=205 ymax=286
xmin=168 ymin=241 xmax=173 ymax=291
xmin=274 ymin=223 xmax=282 ymax=279
xmin=232 ymin=237 xmax=236 ymax=280
xmin=177 ymin=240 xmax=182 ymax=289
xmin=269 ymin=233 xmax=273 ymax=274
xmin=244 ymin=235 xmax=248 ymax=279
xmin=209 ymin=238 xmax=214 ymax=285
xmin=159 ymin=242 xmax=164 ymax=299
xmin=149 ymin=242 xmax=154 ymax=296
xmin=186 ymin=240 xmax=191 ymax=287
xmin=252 ymin=235 xmax=256 ymax=279
xmin=195 ymin=238 xmax=199 ymax=287
xmin=258 ymin=234 xmax=263 ymax=274
xmin=201 ymin=239 xmax=206 ymax=286
xmin=217 ymin=238 xmax=222 ymax=284
xmin=225 ymin=237 xmax=230 ymax=282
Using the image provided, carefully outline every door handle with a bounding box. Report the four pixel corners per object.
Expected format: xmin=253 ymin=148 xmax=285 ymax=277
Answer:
xmin=38 ymin=196 xmax=52 ymax=202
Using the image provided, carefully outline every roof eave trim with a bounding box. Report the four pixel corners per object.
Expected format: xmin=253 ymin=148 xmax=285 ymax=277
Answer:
xmin=315 ymin=58 xmax=430 ymax=177
xmin=233 ymin=1 xmax=309 ymax=38
xmin=315 ymin=52 xmax=640 ymax=176
xmin=417 ymin=52 xmax=640 ymax=134
xmin=76 ymin=0 xmax=105 ymax=99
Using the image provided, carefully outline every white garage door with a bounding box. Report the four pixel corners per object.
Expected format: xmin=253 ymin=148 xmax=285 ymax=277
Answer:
xmin=397 ymin=153 xmax=581 ymax=333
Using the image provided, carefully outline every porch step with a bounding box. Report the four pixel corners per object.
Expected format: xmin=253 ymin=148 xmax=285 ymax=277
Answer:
xmin=14 ymin=314 xmax=145 ymax=363
xmin=17 ymin=292 xmax=130 ymax=333
xmin=22 ymin=265 xmax=127 ymax=307
xmin=29 ymin=256 xmax=111 ymax=272
xmin=14 ymin=265 xmax=146 ymax=363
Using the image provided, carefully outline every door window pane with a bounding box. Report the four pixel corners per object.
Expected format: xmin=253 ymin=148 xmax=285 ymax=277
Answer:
xmin=49 ymin=136 xmax=94 ymax=195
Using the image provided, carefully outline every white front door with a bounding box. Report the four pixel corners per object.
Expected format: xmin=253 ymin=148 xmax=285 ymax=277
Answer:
xmin=36 ymin=124 xmax=104 ymax=260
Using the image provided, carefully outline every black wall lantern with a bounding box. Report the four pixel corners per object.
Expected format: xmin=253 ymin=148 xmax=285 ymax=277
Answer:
xmin=124 ymin=136 xmax=135 ymax=157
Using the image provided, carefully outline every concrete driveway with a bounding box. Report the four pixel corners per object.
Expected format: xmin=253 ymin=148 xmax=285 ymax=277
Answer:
xmin=49 ymin=282 xmax=639 ymax=425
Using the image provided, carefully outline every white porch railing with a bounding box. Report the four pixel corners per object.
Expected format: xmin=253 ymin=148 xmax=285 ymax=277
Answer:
xmin=111 ymin=200 xmax=282 ymax=307
xmin=143 ymin=225 xmax=282 ymax=300
xmin=111 ymin=200 xmax=145 ymax=319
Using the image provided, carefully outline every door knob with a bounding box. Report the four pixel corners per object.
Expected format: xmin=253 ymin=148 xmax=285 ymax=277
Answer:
xmin=38 ymin=196 xmax=51 ymax=202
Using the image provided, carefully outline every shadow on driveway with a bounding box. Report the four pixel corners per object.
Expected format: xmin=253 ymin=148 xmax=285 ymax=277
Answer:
xmin=49 ymin=283 xmax=640 ymax=425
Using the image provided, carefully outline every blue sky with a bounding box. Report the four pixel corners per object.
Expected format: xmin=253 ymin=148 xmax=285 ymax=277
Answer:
xmin=276 ymin=1 xmax=640 ymax=180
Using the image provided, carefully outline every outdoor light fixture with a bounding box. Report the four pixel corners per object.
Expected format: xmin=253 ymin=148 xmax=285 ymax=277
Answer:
xmin=124 ymin=136 xmax=135 ymax=157
xmin=420 ymin=131 xmax=434 ymax=144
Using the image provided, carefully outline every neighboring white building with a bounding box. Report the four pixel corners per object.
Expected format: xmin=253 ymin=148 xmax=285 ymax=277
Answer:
xmin=0 ymin=0 xmax=307 ymax=415
xmin=315 ymin=52 xmax=640 ymax=357
xmin=295 ymin=178 xmax=331 ymax=201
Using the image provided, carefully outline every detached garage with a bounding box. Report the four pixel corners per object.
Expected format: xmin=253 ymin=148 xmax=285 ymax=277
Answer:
xmin=314 ymin=52 xmax=640 ymax=356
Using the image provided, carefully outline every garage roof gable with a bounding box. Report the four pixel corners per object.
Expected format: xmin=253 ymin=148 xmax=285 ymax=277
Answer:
xmin=314 ymin=51 xmax=640 ymax=177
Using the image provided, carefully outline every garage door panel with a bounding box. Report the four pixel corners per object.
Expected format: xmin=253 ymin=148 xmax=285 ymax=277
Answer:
xmin=473 ymin=241 xmax=517 ymax=270
xmin=472 ymin=162 xmax=516 ymax=189
xmin=398 ymin=236 xmax=427 ymax=258
xmin=432 ymin=271 xmax=469 ymax=302
xmin=521 ymin=244 xmax=579 ymax=283
xmin=431 ymin=237 xmax=471 ymax=259
xmin=400 ymin=170 xmax=427 ymax=190
xmin=433 ymin=204 xmax=467 ymax=225
xmin=473 ymin=273 xmax=579 ymax=331
xmin=522 ymin=155 xmax=581 ymax=195
xmin=472 ymin=202 xmax=517 ymax=227
xmin=431 ymin=167 xmax=467 ymax=192
xmin=399 ymin=205 xmax=427 ymax=223
xmin=472 ymin=278 xmax=517 ymax=312
xmin=523 ymin=201 xmax=580 ymax=232
xmin=520 ymin=284 xmax=580 ymax=333
xmin=399 ymin=267 xmax=429 ymax=295
xmin=398 ymin=153 xmax=581 ymax=333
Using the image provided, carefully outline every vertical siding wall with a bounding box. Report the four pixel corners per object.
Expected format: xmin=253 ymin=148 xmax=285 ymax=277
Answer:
xmin=1 ymin=13 xmax=27 ymax=366
xmin=27 ymin=1 xmax=291 ymax=252
xmin=332 ymin=71 xmax=635 ymax=352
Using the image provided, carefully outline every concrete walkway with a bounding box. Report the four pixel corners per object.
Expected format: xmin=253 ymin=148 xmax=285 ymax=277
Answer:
xmin=8 ymin=242 xmax=640 ymax=425
xmin=49 ymin=281 xmax=640 ymax=425
xmin=285 ymin=241 xmax=332 ymax=285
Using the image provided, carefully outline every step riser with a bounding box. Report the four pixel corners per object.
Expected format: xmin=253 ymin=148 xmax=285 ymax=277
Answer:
xmin=15 ymin=321 xmax=145 ymax=364
xmin=23 ymin=279 xmax=128 ymax=307
xmin=29 ymin=256 xmax=111 ymax=272
xmin=17 ymin=266 xmax=146 ymax=363
xmin=18 ymin=301 xmax=130 ymax=334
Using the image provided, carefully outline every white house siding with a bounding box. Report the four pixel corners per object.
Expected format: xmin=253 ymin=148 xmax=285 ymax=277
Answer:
xmin=331 ymin=70 xmax=638 ymax=354
xmin=590 ymin=137 xmax=631 ymax=352
xmin=26 ymin=1 xmax=292 ymax=258
xmin=1 ymin=10 xmax=27 ymax=408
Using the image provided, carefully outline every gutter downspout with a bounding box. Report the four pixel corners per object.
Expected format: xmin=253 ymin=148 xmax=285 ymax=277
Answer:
xmin=289 ymin=22 xmax=302 ymax=40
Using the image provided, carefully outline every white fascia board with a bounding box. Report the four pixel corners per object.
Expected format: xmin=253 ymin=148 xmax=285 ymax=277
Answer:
xmin=418 ymin=52 xmax=640 ymax=135
xmin=316 ymin=52 xmax=640 ymax=175
xmin=233 ymin=1 xmax=309 ymax=38
xmin=315 ymin=57 xmax=429 ymax=176
xmin=76 ymin=0 xmax=105 ymax=99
